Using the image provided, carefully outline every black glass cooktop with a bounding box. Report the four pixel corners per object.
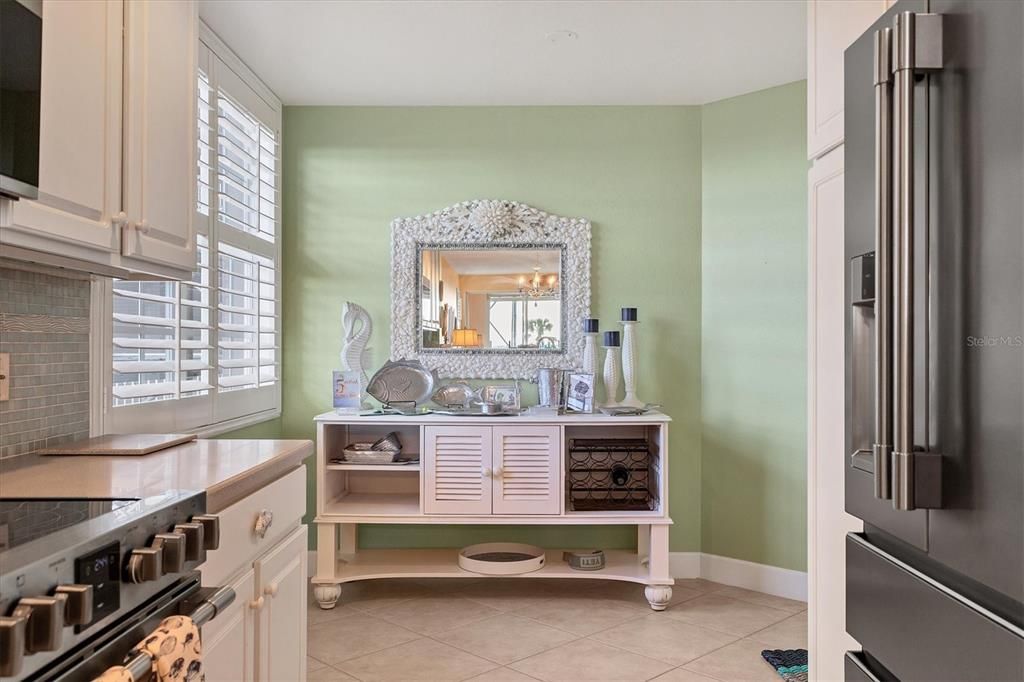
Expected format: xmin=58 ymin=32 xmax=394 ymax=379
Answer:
xmin=0 ymin=498 xmax=138 ymax=552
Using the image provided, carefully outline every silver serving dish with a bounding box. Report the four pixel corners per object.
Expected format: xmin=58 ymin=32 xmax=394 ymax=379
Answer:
xmin=598 ymin=403 xmax=661 ymax=416
xmin=431 ymin=382 xmax=478 ymax=409
xmin=366 ymin=359 xmax=439 ymax=407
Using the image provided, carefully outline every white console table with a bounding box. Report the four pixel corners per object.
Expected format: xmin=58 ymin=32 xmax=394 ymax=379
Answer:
xmin=311 ymin=410 xmax=675 ymax=610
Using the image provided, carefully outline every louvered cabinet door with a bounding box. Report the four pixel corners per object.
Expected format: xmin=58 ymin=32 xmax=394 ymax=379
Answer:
xmin=424 ymin=426 xmax=493 ymax=515
xmin=492 ymin=426 xmax=561 ymax=515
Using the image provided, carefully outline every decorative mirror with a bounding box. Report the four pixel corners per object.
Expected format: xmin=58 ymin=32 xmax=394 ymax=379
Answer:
xmin=391 ymin=200 xmax=591 ymax=379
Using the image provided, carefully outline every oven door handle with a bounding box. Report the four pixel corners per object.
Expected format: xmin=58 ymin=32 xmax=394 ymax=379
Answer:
xmin=115 ymin=586 xmax=236 ymax=682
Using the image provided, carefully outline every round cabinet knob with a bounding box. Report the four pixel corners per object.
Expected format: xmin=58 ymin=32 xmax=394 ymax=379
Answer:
xmin=263 ymin=583 xmax=279 ymax=598
xmin=126 ymin=546 xmax=164 ymax=584
xmin=111 ymin=211 xmax=128 ymax=228
xmin=54 ymin=585 xmax=94 ymax=627
xmin=249 ymin=596 xmax=265 ymax=611
xmin=173 ymin=522 xmax=205 ymax=562
xmin=494 ymin=467 xmax=504 ymax=478
xmin=136 ymin=220 xmax=151 ymax=234
xmin=11 ymin=597 xmax=64 ymax=653
xmin=482 ymin=467 xmax=492 ymax=479
xmin=154 ymin=532 xmax=187 ymax=574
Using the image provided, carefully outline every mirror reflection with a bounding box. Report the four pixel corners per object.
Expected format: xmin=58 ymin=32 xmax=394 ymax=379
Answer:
xmin=420 ymin=248 xmax=562 ymax=351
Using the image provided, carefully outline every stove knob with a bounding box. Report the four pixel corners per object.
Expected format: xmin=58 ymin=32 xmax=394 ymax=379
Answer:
xmin=126 ymin=546 xmax=164 ymax=584
xmin=0 ymin=615 xmax=26 ymax=677
xmin=54 ymin=584 xmax=94 ymax=626
xmin=154 ymin=532 xmax=187 ymax=574
xmin=192 ymin=514 xmax=220 ymax=550
xmin=173 ymin=522 xmax=205 ymax=562
xmin=11 ymin=596 xmax=63 ymax=653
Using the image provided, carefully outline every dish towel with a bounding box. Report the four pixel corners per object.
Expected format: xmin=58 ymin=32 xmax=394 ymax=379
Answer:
xmin=761 ymin=649 xmax=809 ymax=682
xmin=93 ymin=615 xmax=203 ymax=682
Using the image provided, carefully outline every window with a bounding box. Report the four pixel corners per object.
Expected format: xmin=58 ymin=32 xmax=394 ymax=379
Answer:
xmin=98 ymin=27 xmax=281 ymax=435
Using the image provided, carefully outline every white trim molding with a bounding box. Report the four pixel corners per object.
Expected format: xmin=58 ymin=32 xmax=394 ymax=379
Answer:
xmin=671 ymin=552 xmax=808 ymax=603
xmin=390 ymin=199 xmax=591 ymax=379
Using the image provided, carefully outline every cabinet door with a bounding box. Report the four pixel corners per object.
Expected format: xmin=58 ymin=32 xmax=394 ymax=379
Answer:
xmin=5 ymin=0 xmax=122 ymax=255
xmin=202 ymin=567 xmax=256 ymax=682
xmin=424 ymin=426 xmax=492 ymax=515
xmin=254 ymin=526 xmax=307 ymax=682
xmin=492 ymin=425 xmax=561 ymax=515
xmin=807 ymin=0 xmax=889 ymax=159
xmin=121 ymin=0 xmax=197 ymax=273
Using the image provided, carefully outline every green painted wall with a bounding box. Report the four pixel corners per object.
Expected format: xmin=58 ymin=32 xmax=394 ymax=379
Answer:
xmin=221 ymin=84 xmax=808 ymax=569
xmin=276 ymin=106 xmax=704 ymax=552
xmin=699 ymin=81 xmax=808 ymax=571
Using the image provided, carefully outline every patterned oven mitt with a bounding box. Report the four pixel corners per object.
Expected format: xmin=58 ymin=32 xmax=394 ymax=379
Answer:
xmin=136 ymin=615 xmax=204 ymax=682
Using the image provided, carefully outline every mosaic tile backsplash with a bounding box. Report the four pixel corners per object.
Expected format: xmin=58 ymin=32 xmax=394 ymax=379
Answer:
xmin=0 ymin=266 xmax=90 ymax=459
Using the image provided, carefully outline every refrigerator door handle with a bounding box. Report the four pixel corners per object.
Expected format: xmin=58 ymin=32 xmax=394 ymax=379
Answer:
xmin=872 ymin=27 xmax=894 ymax=501
xmin=891 ymin=11 xmax=944 ymax=511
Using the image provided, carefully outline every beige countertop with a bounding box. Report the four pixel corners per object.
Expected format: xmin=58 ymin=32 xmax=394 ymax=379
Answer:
xmin=0 ymin=439 xmax=313 ymax=512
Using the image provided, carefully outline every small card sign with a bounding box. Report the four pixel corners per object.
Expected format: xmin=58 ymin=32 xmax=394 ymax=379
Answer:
xmin=333 ymin=370 xmax=362 ymax=413
xmin=565 ymin=373 xmax=595 ymax=414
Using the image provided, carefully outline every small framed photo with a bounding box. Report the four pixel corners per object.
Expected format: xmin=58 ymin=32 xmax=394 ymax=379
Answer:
xmin=482 ymin=383 xmax=520 ymax=410
xmin=565 ymin=373 xmax=595 ymax=414
xmin=333 ymin=370 xmax=362 ymax=413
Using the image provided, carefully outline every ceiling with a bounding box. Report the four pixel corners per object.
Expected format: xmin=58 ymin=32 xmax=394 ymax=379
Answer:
xmin=198 ymin=0 xmax=807 ymax=106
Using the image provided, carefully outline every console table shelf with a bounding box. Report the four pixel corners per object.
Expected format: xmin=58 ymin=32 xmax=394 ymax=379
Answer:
xmin=311 ymin=410 xmax=676 ymax=610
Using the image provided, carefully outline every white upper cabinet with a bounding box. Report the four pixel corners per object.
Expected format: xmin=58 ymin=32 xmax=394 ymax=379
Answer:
xmin=807 ymin=0 xmax=891 ymax=160
xmin=121 ymin=0 xmax=197 ymax=272
xmin=5 ymin=0 xmax=124 ymax=259
xmin=0 ymin=0 xmax=198 ymax=280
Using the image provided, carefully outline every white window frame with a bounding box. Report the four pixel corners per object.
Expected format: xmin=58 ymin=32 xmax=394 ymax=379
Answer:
xmin=92 ymin=23 xmax=282 ymax=436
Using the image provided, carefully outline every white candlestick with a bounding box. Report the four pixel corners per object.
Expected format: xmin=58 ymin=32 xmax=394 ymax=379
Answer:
xmin=602 ymin=346 xmax=621 ymax=407
xmin=582 ymin=331 xmax=600 ymax=381
xmin=620 ymin=321 xmax=644 ymax=407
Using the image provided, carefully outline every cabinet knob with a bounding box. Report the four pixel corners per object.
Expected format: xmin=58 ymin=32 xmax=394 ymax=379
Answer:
xmin=264 ymin=583 xmax=279 ymax=598
xmin=111 ymin=211 xmax=128 ymax=227
xmin=482 ymin=467 xmax=492 ymax=479
xmin=136 ymin=220 xmax=151 ymax=234
xmin=254 ymin=510 xmax=273 ymax=539
xmin=494 ymin=466 xmax=504 ymax=478
xmin=249 ymin=596 xmax=265 ymax=611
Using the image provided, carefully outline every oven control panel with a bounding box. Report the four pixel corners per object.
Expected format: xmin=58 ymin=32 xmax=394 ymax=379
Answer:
xmin=74 ymin=542 xmax=120 ymax=631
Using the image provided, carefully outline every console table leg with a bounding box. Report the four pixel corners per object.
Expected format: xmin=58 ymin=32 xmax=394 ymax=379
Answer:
xmin=648 ymin=525 xmax=671 ymax=582
xmin=313 ymin=584 xmax=342 ymax=610
xmin=644 ymin=585 xmax=673 ymax=611
xmin=339 ymin=523 xmax=357 ymax=554
xmin=316 ymin=523 xmax=337 ymax=578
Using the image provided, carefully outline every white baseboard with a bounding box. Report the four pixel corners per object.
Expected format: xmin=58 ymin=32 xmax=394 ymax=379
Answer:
xmin=670 ymin=551 xmax=807 ymax=602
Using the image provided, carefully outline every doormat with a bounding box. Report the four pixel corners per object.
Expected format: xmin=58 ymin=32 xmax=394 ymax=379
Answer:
xmin=761 ymin=649 xmax=808 ymax=682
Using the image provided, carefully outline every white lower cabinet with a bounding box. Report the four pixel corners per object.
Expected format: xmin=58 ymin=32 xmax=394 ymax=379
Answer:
xmin=201 ymin=466 xmax=307 ymax=681
xmin=202 ymin=568 xmax=256 ymax=682
xmin=254 ymin=527 xmax=307 ymax=682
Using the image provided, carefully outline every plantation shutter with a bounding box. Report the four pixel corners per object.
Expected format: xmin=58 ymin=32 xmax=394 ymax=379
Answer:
xmin=491 ymin=426 xmax=560 ymax=514
xmin=424 ymin=427 xmax=492 ymax=515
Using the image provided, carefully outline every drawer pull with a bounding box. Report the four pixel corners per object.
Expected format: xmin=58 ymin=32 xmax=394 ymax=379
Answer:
xmin=254 ymin=510 xmax=273 ymax=539
xmin=249 ymin=596 xmax=264 ymax=611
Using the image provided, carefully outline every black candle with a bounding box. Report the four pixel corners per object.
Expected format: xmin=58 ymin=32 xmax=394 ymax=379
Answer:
xmin=604 ymin=330 xmax=620 ymax=347
xmin=621 ymin=307 xmax=638 ymax=322
xmin=583 ymin=318 xmax=600 ymax=333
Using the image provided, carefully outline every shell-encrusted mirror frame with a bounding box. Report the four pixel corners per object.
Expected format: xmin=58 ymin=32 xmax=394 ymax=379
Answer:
xmin=391 ymin=199 xmax=591 ymax=379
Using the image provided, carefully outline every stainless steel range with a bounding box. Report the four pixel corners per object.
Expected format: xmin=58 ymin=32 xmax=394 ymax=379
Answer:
xmin=0 ymin=491 xmax=230 ymax=680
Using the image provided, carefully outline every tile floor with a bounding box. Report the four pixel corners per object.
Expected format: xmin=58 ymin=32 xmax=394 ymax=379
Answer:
xmin=306 ymin=578 xmax=806 ymax=681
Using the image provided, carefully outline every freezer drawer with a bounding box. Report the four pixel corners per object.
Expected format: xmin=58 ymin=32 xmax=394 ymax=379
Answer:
xmin=847 ymin=534 xmax=1024 ymax=681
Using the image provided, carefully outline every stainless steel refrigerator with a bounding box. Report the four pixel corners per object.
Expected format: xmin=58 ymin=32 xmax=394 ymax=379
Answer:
xmin=844 ymin=0 xmax=1023 ymax=679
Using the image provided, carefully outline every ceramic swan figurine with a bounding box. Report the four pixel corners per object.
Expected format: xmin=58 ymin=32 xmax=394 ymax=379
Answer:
xmin=341 ymin=301 xmax=373 ymax=383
